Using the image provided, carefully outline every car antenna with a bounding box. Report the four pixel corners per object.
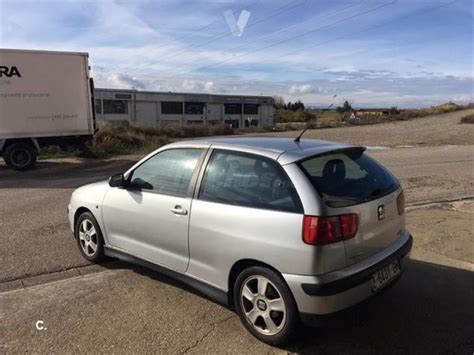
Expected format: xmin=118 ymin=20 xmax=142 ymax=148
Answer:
xmin=294 ymin=127 xmax=309 ymax=143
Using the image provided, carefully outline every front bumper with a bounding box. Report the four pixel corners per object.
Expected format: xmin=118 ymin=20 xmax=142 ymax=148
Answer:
xmin=67 ymin=204 xmax=76 ymax=233
xmin=283 ymin=231 xmax=412 ymax=317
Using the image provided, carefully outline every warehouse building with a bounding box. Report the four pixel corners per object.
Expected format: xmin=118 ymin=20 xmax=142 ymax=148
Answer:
xmin=94 ymin=88 xmax=276 ymax=129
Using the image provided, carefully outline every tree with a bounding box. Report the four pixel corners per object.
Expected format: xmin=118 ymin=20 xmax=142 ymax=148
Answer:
xmin=285 ymin=100 xmax=305 ymax=111
xmin=294 ymin=100 xmax=305 ymax=111
xmin=390 ymin=106 xmax=400 ymax=115
xmin=273 ymin=96 xmax=285 ymax=109
xmin=341 ymin=100 xmax=352 ymax=113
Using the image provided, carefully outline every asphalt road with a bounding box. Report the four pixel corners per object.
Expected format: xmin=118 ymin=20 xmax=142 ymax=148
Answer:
xmin=0 ymin=142 xmax=473 ymax=353
xmin=0 ymin=158 xmax=136 ymax=283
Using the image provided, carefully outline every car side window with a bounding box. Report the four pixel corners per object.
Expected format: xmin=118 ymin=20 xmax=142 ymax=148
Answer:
xmin=129 ymin=148 xmax=202 ymax=197
xmin=199 ymin=150 xmax=302 ymax=213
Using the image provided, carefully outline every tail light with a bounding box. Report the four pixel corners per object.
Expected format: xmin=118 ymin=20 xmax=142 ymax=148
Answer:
xmin=303 ymin=214 xmax=358 ymax=245
xmin=397 ymin=191 xmax=405 ymax=215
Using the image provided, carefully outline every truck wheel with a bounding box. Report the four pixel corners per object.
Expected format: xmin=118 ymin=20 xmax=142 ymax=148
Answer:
xmin=4 ymin=143 xmax=37 ymax=170
xmin=234 ymin=266 xmax=299 ymax=345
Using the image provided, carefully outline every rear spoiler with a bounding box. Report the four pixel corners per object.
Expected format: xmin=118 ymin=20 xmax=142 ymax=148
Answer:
xmin=279 ymin=145 xmax=366 ymax=165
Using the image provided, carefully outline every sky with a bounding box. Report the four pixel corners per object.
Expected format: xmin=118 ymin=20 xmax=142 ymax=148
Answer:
xmin=0 ymin=0 xmax=472 ymax=108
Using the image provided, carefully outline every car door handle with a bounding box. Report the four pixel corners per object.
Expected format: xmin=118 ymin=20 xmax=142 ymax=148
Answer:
xmin=170 ymin=206 xmax=188 ymax=215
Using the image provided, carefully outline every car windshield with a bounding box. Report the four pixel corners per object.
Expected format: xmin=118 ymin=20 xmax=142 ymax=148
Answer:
xmin=298 ymin=150 xmax=399 ymax=208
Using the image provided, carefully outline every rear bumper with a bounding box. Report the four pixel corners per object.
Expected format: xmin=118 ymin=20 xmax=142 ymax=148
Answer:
xmin=282 ymin=231 xmax=412 ymax=317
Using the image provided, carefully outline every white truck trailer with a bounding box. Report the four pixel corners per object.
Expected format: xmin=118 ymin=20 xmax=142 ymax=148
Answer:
xmin=0 ymin=48 xmax=95 ymax=170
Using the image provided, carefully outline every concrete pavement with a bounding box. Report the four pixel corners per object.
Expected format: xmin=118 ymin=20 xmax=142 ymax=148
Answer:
xmin=1 ymin=249 xmax=473 ymax=353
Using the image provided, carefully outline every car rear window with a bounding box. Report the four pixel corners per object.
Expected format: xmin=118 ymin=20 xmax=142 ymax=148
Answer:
xmin=298 ymin=150 xmax=400 ymax=208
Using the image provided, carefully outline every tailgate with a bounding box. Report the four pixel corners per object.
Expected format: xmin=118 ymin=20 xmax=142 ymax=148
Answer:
xmin=343 ymin=188 xmax=405 ymax=266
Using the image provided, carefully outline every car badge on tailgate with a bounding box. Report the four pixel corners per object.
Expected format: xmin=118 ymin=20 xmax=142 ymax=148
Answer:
xmin=377 ymin=205 xmax=385 ymax=220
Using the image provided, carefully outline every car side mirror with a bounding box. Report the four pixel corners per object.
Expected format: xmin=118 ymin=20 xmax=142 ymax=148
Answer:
xmin=109 ymin=173 xmax=125 ymax=188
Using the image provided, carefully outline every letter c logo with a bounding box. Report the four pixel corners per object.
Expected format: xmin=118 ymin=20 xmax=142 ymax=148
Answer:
xmin=35 ymin=320 xmax=45 ymax=331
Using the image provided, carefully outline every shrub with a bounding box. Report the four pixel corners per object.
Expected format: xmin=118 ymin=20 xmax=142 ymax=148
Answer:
xmin=89 ymin=123 xmax=239 ymax=157
xmin=460 ymin=114 xmax=474 ymax=124
xmin=90 ymin=124 xmax=169 ymax=157
xmin=276 ymin=108 xmax=317 ymax=123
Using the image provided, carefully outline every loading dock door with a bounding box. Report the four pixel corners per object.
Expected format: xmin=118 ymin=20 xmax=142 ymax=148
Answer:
xmin=135 ymin=101 xmax=158 ymax=127
xmin=207 ymin=103 xmax=221 ymax=123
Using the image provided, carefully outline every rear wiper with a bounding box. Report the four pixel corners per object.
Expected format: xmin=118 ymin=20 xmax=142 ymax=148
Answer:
xmin=368 ymin=188 xmax=382 ymax=197
xmin=324 ymin=196 xmax=362 ymax=205
xmin=366 ymin=183 xmax=396 ymax=200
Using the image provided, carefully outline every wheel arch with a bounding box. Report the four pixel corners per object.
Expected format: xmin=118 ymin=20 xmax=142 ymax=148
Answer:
xmin=74 ymin=207 xmax=93 ymax=233
xmin=1 ymin=138 xmax=39 ymax=153
xmin=227 ymin=259 xmax=284 ymax=306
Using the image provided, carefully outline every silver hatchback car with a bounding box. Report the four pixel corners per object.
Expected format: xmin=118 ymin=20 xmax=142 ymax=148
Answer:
xmin=68 ymin=137 xmax=412 ymax=345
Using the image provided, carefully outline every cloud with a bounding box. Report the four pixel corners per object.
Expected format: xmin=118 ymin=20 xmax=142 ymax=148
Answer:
xmin=289 ymin=84 xmax=314 ymax=95
xmin=182 ymin=79 xmax=199 ymax=91
xmin=203 ymin=81 xmax=218 ymax=93
xmin=106 ymin=73 xmax=146 ymax=90
xmin=182 ymin=79 xmax=220 ymax=93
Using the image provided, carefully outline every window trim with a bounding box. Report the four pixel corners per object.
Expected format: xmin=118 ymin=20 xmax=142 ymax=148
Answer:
xmin=184 ymin=102 xmax=205 ymax=115
xmin=95 ymin=99 xmax=102 ymax=114
xmin=161 ymin=101 xmax=184 ymax=115
xmin=224 ymin=103 xmax=243 ymax=115
xmin=102 ymin=99 xmax=128 ymax=114
xmin=195 ymin=148 xmax=303 ymax=214
xmin=126 ymin=147 xmax=208 ymax=198
xmin=243 ymin=103 xmax=259 ymax=115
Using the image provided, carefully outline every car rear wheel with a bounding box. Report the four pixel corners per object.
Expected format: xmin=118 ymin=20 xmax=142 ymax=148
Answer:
xmin=4 ymin=143 xmax=37 ymax=170
xmin=234 ymin=266 xmax=298 ymax=345
xmin=75 ymin=212 xmax=106 ymax=262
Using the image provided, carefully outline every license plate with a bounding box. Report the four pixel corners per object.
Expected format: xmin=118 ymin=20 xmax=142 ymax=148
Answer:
xmin=371 ymin=260 xmax=401 ymax=292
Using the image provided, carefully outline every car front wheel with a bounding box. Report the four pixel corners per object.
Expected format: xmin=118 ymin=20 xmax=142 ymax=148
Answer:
xmin=234 ymin=266 xmax=299 ymax=345
xmin=75 ymin=212 xmax=106 ymax=262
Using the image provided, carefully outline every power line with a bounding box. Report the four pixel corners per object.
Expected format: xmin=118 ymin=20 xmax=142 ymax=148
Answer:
xmin=156 ymin=0 xmax=307 ymax=63
xmin=155 ymin=0 xmax=262 ymax=50
xmin=270 ymin=0 xmax=458 ymax=102
xmin=242 ymin=0 xmax=458 ymax=70
xmin=170 ymin=1 xmax=362 ymax=72
xmin=214 ymin=1 xmax=361 ymax=55
xmin=191 ymin=0 xmax=397 ymax=73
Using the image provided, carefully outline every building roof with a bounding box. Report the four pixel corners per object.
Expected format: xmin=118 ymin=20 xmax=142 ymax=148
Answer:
xmin=170 ymin=137 xmax=360 ymax=165
xmin=95 ymin=87 xmax=274 ymax=101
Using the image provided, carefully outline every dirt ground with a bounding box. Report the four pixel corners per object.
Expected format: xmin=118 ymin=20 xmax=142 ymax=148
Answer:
xmin=408 ymin=201 xmax=474 ymax=269
xmin=255 ymin=108 xmax=474 ymax=147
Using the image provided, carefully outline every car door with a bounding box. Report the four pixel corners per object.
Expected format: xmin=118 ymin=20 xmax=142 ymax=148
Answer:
xmin=187 ymin=149 xmax=306 ymax=288
xmin=102 ymin=148 xmax=205 ymax=272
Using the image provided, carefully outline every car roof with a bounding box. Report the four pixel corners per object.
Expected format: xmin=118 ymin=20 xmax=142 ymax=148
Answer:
xmin=168 ymin=137 xmax=362 ymax=165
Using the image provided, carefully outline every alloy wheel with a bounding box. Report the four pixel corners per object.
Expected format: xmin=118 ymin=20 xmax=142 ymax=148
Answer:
xmin=240 ymin=275 xmax=287 ymax=336
xmin=78 ymin=219 xmax=98 ymax=257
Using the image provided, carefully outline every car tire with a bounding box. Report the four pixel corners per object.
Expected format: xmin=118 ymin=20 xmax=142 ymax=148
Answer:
xmin=75 ymin=212 xmax=106 ymax=263
xmin=234 ymin=266 xmax=299 ymax=345
xmin=4 ymin=143 xmax=37 ymax=171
